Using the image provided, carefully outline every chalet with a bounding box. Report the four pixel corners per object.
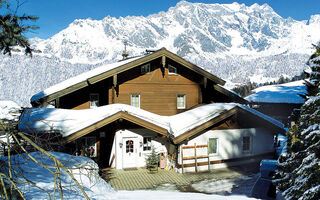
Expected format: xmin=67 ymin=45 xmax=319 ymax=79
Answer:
xmin=245 ymin=80 xmax=307 ymax=126
xmin=19 ymin=48 xmax=285 ymax=172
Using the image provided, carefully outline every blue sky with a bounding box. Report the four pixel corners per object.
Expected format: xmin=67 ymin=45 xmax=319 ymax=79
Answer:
xmin=11 ymin=0 xmax=320 ymax=39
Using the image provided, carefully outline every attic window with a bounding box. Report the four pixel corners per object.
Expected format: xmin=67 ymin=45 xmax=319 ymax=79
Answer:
xmin=141 ymin=63 xmax=150 ymax=74
xmin=131 ymin=94 xmax=140 ymax=108
xmin=168 ymin=65 xmax=177 ymax=74
xmin=177 ymin=94 xmax=186 ymax=109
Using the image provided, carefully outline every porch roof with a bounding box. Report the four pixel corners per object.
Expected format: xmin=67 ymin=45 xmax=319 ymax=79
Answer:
xmin=19 ymin=103 xmax=285 ymax=144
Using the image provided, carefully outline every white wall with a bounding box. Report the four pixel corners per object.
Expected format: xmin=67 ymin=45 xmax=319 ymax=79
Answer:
xmin=109 ymin=129 xmax=171 ymax=169
xmin=178 ymin=128 xmax=274 ymax=172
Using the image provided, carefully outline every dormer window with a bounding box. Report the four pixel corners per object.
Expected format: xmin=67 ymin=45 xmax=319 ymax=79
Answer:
xmin=141 ymin=63 xmax=150 ymax=74
xmin=168 ymin=65 xmax=177 ymax=74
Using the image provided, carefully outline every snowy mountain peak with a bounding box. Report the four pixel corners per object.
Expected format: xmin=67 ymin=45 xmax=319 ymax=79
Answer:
xmin=309 ymin=14 xmax=320 ymax=24
xmin=1 ymin=1 xmax=320 ymax=106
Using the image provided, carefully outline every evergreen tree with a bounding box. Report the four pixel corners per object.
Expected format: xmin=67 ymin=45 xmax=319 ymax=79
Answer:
xmin=275 ymin=44 xmax=320 ymax=200
xmin=0 ymin=0 xmax=38 ymax=56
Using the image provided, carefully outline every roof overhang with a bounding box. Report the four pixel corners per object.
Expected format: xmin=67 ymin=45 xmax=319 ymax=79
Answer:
xmin=63 ymin=111 xmax=168 ymax=143
xmin=172 ymin=107 xmax=238 ymax=144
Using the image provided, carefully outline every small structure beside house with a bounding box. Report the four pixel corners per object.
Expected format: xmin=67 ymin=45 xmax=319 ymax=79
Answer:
xmin=245 ymin=80 xmax=307 ymax=126
xmin=19 ymin=48 xmax=285 ymax=172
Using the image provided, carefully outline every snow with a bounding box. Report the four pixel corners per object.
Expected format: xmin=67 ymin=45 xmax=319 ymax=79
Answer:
xmin=245 ymin=80 xmax=307 ymax=104
xmin=304 ymin=95 xmax=320 ymax=105
xmin=191 ymin=175 xmax=257 ymax=195
xmin=115 ymin=191 xmax=255 ymax=200
xmin=0 ymin=100 xmax=21 ymax=121
xmin=31 ymin=56 xmax=142 ymax=102
xmin=19 ymin=104 xmax=169 ymax=138
xmin=19 ymin=103 xmax=284 ymax=138
xmin=0 ymin=152 xmax=115 ymax=200
xmin=0 ymin=151 xmax=257 ymax=200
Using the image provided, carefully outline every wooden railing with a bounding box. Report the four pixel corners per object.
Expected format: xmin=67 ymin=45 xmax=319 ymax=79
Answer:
xmin=181 ymin=143 xmax=210 ymax=173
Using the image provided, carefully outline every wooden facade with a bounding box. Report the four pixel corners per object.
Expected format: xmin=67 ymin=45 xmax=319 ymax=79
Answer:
xmin=32 ymin=48 xmax=246 ymax=116
xmin=53 ymin=53 xmax=245 ymax=116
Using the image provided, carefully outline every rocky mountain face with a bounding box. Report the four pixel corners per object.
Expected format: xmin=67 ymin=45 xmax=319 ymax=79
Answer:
xmin=1 ymin=1 xmax=320 ymax=106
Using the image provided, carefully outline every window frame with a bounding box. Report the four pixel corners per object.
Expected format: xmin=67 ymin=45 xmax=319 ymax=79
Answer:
xmin=89 ymin=93 xmax=99 ymax=108
xmin=168 ymin=64 xmax=177 ymax=75
xmin=143 ymin=137 xmax=152 ymax=151
xmin=130 ymin=94 xmax=140 ymax=108
xmin=242 ymin=136 xmax=251 ymax=152
xmin=177 ymin=94 xmax=186 ymax=109
xmin=77 ymin=136 xmax=97 ymax=158
xmin=209 ymin=138 xmax=218 ymax=154
xmin=141 ymin=63 xmax=151 ymax=74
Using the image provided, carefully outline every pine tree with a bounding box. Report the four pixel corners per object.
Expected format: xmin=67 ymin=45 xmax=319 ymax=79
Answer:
xmin=0 ymin=0 xmax=38 ymax=56
xmin=275 ymin=44 xmax=320 ymax=200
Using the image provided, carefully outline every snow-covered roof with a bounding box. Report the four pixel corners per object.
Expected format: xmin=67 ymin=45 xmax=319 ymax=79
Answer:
xmin=31 ymin=56 xmax=142 ymax=102
xmin=19 ymin=103 xmax=284 ymax=139
xmin=245 ymin=80 xmax=307 ymax=104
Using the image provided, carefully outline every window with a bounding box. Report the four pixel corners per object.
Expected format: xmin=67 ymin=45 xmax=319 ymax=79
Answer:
xmin=90 ymin=93 xmax=99 ymax=108
xmin=77 ymin=137 xmax=97 ymax=157
xmin=168 ymin=65 xmax=177 ymax=74
xmin=209 ymin=138 xmax=218 ymax=154
xmin=177 ymin=94 xmax=186 ymax=109
xmin=126 ymin=140 xmax=134 ymax=153
xmin=242 ymin=136 xmax=251 ymax=151
xmin=131 ymin=94 xmax=140 ymax=108
xmin=141 ymin=63 xmax=150 ymax=74
xmin=143 ymin=137 xmax=152 ymax=151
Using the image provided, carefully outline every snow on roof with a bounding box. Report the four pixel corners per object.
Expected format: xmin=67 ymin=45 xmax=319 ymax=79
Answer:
xmin=31 ymin=56 xmax=142 ymax=102
xmin=19 ymin=104 xmax=168 ymax=138
xmin=245 ymin=80 xmax=307 ymax=104
xmin=168 ymin=103 xmax=237 ymax=136
xmin=19 ymin=103 xmax=284 ymax=139
xmin=217 ymin=84 xmax=241 ymax=97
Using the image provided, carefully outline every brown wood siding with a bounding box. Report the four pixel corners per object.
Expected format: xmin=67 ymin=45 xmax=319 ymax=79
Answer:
xmin=57 ymin=57 xmax=232 ymax=115
xmin=109 ymin=61 xmax=202 ymax=116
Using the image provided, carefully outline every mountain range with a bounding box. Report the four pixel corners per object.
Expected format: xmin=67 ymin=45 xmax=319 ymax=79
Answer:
xmin=1 ymin=1 xmax=320 ymax=106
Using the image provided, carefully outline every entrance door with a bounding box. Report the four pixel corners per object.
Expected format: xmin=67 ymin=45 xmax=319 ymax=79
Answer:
xmin=122 ymin=137 xmax=138 ymax=169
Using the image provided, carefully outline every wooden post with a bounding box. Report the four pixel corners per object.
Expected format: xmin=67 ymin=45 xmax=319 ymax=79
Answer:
xmin=111 ymin=86 xmax=115 ymax=104
xmin=194 ymin=143 xmax=198 ymax=173
xmin=55 ymin=98 xmax=60 ymax=108
xmin=111 ymin=74 xmax=117 ymax=103
xmin=181 ymin=145 xmax=184 ymax=173
xmin=162 ymin=56 xmax=166 ymax=68
xmin=203 ymin=77 xmax=207 ymax=89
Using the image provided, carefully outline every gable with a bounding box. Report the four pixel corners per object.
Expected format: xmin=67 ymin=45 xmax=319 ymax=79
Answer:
xmin=31 ymin=48 xmax=229 ymax=107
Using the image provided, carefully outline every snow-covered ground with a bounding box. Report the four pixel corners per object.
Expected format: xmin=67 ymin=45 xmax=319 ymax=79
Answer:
xmin=0 ymin=151 xmax=257 ymax=200
xmin=245 ymin=80 xmax=307 ymax=104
